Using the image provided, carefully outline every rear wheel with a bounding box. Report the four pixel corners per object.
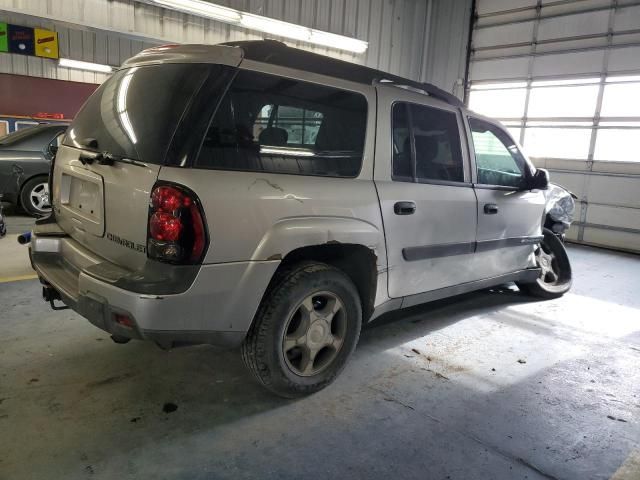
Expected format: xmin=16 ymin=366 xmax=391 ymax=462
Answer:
xmin=20 ymin=176 xmax=51 ymax=217
xmin=517 ymin=228 xmax=572 ymax=299
xmin=241 ymin=262 xmax=362 ymax=398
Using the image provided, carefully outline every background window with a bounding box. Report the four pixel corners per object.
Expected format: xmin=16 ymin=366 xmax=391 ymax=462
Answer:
xmin=468 ymin=88 xmax=527 ymax=118
xmin=523 ymin=127 xmax=591 ymax=159
xmin=197 ymin=70 xmax=368 ymax=177
xmin=600 ymin=83 xmax=640 ymax=117
xmin=594 ymin=129 xmax=640 ymax=161
xmin=469 ymin=117 xmax=526 ymax=188
xmin=468 ymin=77 xmax=640 ymax=163
xmin=527 ymin=85 xmax=599 ymax=118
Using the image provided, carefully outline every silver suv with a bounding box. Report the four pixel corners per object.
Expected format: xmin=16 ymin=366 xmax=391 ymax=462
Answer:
xmin=29 ymin=41 xmax=574 ymax=397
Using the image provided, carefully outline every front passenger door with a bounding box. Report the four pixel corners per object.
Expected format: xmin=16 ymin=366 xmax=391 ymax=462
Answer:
xmin=467 ymin=116 xmax=545 ymax=277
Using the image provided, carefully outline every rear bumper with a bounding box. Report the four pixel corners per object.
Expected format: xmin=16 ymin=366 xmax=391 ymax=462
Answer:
xmin=30 ymin=231 xmax=279 ymax=347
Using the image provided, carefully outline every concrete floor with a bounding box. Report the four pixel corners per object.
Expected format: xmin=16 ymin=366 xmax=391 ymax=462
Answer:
xmin=0 ymin=214 xmax=639 ymax=479
xmin=0 ymin=211 xmax=36 ymax=280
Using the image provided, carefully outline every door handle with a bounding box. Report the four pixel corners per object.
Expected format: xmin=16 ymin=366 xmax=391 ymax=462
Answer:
xmin=484 ymin=203 xmax=499 ymax=215
xmin=394 ymin=201 xmax=416 ymax=215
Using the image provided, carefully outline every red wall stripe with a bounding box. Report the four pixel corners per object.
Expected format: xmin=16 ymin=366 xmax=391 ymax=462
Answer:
xmin=0 ymin=73 xmax=98 ymax=119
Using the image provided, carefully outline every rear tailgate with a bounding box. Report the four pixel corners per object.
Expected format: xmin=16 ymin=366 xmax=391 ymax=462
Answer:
xmin=52 ymin=146 xmax=159 ymax=270
xmin=51 ymin=54 xmax=239 ymax=271
xmin=52 ymin=63 xmax=228 ymax=270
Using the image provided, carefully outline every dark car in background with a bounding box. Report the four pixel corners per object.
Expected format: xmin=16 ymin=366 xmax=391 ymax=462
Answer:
xmin=0 ymin=123 xmax=68 ymax=216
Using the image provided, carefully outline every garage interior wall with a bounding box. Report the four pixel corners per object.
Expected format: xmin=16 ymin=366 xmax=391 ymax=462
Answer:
xmin=467 ymin=0 xmax=640 ymax=253
xmin=0 ymin=0 xmax=472 ymax=97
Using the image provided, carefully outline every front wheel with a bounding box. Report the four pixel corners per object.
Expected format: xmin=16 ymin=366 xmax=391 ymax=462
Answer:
xmin=241 ymin=262 xmax=362 ymax=398
xmin=517 ymin=228 xmax=572 ymax=299
xmin=20 ymin=176 xmax=51 ymax=217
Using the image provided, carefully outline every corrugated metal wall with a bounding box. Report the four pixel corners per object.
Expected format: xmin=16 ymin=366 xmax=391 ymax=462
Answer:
xmin=0 ymin=10 xmax=155 ymax=84
xmin=468 ymin=0 xmax=640 ymax=253
xmin=0 ymin=0 xmax=472 ymax=96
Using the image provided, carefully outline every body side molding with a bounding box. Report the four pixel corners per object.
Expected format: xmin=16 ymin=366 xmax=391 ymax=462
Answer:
xmin=402 ymin=235 xmax=543 ymax=261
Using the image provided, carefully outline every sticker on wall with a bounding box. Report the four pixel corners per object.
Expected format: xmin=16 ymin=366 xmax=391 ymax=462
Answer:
xmin=8 ymin=24 xmax=34 ymax=55
xmin=34 ymin=28 xmax=58 ymax=59
xmin=0 ymin=22 xmax=7 ymax=52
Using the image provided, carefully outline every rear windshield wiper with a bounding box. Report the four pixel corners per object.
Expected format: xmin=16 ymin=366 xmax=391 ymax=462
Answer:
xmin=76 ymin=137 xmax=145 ymax=167
xmin=79 ymin=150 xmax=146 ymax=167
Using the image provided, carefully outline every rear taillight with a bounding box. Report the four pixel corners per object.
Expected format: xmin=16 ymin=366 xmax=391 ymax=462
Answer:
xmin=147 ymin=184 xmax=208 ymax=264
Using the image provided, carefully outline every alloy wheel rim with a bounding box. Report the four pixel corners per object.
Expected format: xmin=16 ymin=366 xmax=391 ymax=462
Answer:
xmin=536 ymin=244 xmax=560 ymax=285
xmin=282 ymin=291 xmax=347 ymax=377
xmin=30 ymin=183 xmax=50 ymax=212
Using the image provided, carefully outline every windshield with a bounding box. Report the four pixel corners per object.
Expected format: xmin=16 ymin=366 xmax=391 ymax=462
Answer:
xmin=63 ymin=63 xmax=213 ymax=164
xmin=0 ymin=125 xmax=65 ymax=147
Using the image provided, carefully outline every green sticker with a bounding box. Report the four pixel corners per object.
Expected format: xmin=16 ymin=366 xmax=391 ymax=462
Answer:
xmin=0 ymin=22 xmax=8 ymax=52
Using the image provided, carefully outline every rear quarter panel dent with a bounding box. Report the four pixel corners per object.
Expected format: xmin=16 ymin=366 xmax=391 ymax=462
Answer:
xmin=250 ymin=216 xmax=384 ymax=262
xmin=157 ymin=168 xmax=386 ymax=267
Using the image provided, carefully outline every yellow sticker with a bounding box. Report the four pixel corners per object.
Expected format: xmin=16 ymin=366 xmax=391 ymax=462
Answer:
xmin=34 ymin=28 xmax=58 ymax=59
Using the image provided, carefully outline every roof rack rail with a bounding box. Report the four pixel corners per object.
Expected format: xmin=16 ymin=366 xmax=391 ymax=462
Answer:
xmin=375 ymin=78 xmax=464 ymax=108
xmin=220 ymin=40 xmax=464 ymax=107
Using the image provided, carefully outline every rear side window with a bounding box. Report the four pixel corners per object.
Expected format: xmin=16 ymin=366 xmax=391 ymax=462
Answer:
xmin=195 ymin=70 xmax=368 ymax=177
xmin=64 ymin=64 xmax=214 ymax=164
xmin=392 ymin=102 xmax=464 ymax=183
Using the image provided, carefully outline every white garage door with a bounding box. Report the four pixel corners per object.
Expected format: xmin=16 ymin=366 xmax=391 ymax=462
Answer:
xmin=467 ymin=0 xmax=640 ymax=253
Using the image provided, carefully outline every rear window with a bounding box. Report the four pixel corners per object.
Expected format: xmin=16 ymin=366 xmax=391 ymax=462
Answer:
xmin=63 ymin=64 xmax=213 ymax=164
xmin=195 ymin=69 xmax=368 ymax=177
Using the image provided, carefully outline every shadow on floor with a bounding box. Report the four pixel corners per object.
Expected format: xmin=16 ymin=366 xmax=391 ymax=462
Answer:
xmin=1 ymin=246 xmax=639 ymax=479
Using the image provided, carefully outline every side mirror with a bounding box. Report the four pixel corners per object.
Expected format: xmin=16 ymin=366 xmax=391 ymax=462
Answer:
xmin=46 ymin=143 xmax=58 ymax=159
xmin=528 ymin=168 xmax=549 ymax=190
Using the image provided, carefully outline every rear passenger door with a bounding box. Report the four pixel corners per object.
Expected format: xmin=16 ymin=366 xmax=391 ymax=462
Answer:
xmin=466 ymin=116 xmax=546 ymax=277
xmin=374 ymin=89 xmax=480 ymax=299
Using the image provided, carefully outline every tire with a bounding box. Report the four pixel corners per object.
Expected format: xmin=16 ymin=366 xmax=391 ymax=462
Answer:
xmin=241 ymin=262 xmax=362 ymax=398
xmin=20 ymin=176 xmax=51 ymax=217
xmin=516 ymin=228 xmax=572 ymax=299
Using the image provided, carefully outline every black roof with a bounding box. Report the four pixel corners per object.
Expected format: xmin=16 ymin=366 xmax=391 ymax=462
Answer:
xmin=222 ymin=40 xmax=463 ymax=108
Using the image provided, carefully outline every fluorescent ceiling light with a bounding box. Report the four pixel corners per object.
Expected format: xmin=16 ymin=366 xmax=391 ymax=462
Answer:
xmin=240 ymin=14 xmax=310 ymax=42
xmin=145 ymin=0 xmax=368 ymax=53
xmin=152 ymin=0 xmax=240 ymax=22
xmin=308 ymin=30 xmax=368 ymax=54
xmin=59 ymin=58 xmax=113 ymax=73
